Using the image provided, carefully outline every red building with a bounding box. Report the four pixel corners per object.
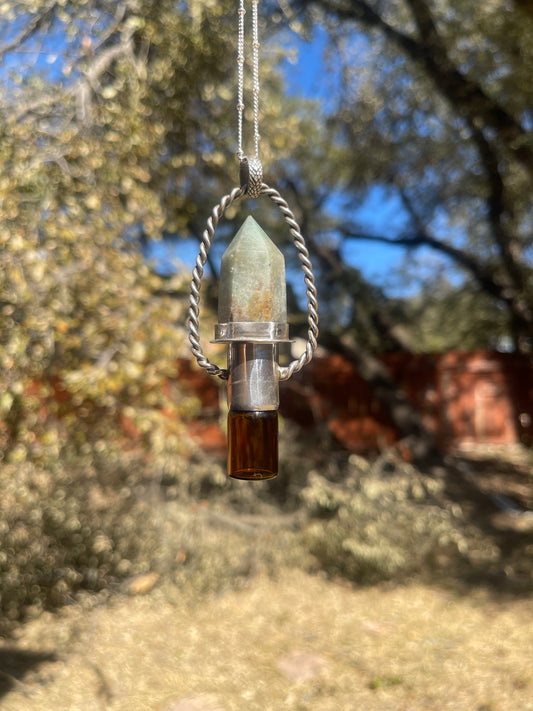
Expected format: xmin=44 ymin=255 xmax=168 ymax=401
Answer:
xmin=279 ymin=351 xmax=533 ymax=454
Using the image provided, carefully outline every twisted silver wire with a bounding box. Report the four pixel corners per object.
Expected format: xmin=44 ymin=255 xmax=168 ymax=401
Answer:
xmin=187 ymin=185 xmax=319 ymax=381
xmin=188 ymin=186 xmax=245 ymax=380
xmin=261 ymin=185 xmax=319 ymax=381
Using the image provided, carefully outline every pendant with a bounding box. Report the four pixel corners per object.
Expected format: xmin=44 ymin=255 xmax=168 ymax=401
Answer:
xmin=214 ymin=216 xmax=289 ymax=479
xmin=187 ymin=168 xmax=318 ymax=481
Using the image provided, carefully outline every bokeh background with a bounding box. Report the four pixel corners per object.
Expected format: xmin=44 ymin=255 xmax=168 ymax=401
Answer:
xmin=1 ymin=1 xmax=532 ymax=709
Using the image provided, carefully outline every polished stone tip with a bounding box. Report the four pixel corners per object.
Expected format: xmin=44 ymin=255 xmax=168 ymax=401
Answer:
xmin=218 ymin=216 xmax=287 ymax=323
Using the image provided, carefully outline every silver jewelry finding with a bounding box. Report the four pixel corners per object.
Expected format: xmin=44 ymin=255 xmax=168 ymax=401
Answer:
xmin=187 ymin=184 xmax=319 ymax=381
xmin=213 ymin=321 xmax=291 ymax=343
xmin=240 ymin=156 xmax=263 ymax=198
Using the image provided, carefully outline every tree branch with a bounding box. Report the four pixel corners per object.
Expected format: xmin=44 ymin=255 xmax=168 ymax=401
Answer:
xmin=341 ymin=224 xmax=495 ymax=287
xmin=340 ymin=222 xmax=532 ymax=331
xmin=298 ymin=0 xmax=533 ymax=174
xmin=467 ymin=121 xmax=523 ymax=285
xmin=465 ymin=122 xmax=532 ymax=341
xmin=0 ymin=3 xmax=57 ymax=61
xmin=11 ymin=38 xmax=133 ymax=123
xmin=403 ymin=0 xmax=532 ymax=172
xmin=282 ymin=177 xmax=414 ymax=351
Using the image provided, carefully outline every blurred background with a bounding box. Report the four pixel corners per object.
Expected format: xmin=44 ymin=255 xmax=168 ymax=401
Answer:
xmin=1 ymin=1 xmax=532 ymax=709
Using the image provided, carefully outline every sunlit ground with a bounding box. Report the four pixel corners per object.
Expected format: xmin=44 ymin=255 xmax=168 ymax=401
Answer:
xmin=2 ymin=568 xmax=532 ymax=711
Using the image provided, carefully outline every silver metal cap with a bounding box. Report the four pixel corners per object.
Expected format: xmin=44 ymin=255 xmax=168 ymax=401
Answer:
xmin=213 ymin=321 xmax=291 ymax=344
xmin=227 ymin=342 xmax=279 ymax=411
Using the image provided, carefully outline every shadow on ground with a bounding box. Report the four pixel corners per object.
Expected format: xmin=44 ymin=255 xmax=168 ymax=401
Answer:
xmin=442 ymin=449 xmax=533 ymax=593
xmin=0 ymin=648 xmax=57 ymax=698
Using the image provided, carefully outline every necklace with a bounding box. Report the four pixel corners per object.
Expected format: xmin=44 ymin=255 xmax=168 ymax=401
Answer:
xmin=187 ymin=0 xmax=319 ymax=480
xmin=237 ymin=0 xmax=260 ymax=164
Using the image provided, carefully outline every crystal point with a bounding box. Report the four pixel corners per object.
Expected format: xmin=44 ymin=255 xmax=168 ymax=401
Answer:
xmin=218 ymin=216 xmax=287 ymax=323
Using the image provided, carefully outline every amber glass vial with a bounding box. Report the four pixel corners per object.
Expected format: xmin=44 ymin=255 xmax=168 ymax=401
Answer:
xmin=227 ymin=410 xmax=278 ymax=480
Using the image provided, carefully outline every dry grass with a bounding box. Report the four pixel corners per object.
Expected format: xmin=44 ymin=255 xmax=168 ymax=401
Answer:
xmin=2 ymin=569 xmax=532 ymax=711
xmin=2 ymin=442 xmax=532 ymax=709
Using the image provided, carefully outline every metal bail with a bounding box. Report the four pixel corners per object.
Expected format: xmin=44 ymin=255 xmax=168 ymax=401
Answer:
xmin=240 ymin=156 xmax=263 ymax=198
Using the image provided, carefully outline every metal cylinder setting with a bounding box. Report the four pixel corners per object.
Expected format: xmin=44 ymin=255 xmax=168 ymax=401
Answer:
xmin=228 ymin=342 xmax=279 ymax=412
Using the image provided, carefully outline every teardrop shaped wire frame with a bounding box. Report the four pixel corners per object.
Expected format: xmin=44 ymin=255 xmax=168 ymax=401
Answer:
xmin=187 ymin=184 xmax=319 ymax=381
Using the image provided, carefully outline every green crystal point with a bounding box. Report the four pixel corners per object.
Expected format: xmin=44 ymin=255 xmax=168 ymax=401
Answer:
xmin=218 ymin=216 xmax=287 ymax=323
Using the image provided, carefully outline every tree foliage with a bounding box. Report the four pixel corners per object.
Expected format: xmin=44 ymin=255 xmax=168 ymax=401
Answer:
xmin=0 ymin=0 xmax=320 ymax=454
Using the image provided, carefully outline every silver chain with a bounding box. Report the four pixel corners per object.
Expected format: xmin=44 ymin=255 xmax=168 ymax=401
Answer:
xmin=237 ymin=0 xmax=261 ymax=161
xmin=187 ymin=184 xmax=319 ymax=381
